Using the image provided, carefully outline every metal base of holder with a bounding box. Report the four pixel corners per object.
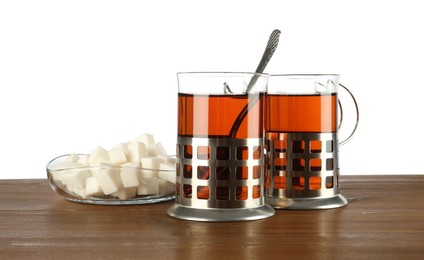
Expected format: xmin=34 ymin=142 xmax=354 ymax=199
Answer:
xmin=167 ymin=203 xmax=275 ymax=222
xmin=267 ymin=194 xmax=348 ymax=210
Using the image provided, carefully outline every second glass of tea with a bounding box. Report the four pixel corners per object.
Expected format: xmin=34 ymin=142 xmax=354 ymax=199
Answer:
xmin=265 ymin=74 xmax=358 ymax=209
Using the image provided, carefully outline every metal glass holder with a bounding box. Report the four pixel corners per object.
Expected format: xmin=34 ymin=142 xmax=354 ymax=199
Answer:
xmin=266 ymin=132 xmax=348 ymax=209
xmin=167 ymin=136 xmax=275 ymax=221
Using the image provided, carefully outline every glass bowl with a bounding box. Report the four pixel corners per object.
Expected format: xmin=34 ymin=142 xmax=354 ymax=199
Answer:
xmin=46 ymin=154 xmax=176 ymax=205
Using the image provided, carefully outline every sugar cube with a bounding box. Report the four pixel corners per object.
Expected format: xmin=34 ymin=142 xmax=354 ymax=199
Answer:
xmin=158 ymin=179 xmax=175 ymax=195
xmin=85 ymin=176 xmax=103 ymax=196
xmin=77 ymin=155 xmax=90 ymax=166
xmin=111 ymin=143 xmax=129 ymax=157
xmin=94 ymin=168 xmax=122 ymax=195
xmin=60 ymin=168 xmax=90 ymax=190
xmin=148 ymin=142 xmax=168 ymax=157
xmin=65 ymin=153 xmax=80 ymax=163
xmin=89 ymin=146 xmax=111 ymax=164
xmin=120 ymin=162 xmax=140 ymax=187
xmin=131 ymin=133 xmax=155 ymax=145
xmin=109 ymin=147 xmax=128 ymax=165
xmin=127 ymin=142 xmax=147 ymax=162
xmin=112 ymin=187 xmax=137 ymax=200
xmin=137 ymin=177 xmax=159 ymax=195
xmin=141 ymin=157 xmax=162 ymax=170
xmin=158 ymin=162 xmax=176 ymax=183
xmin=73 ymin=187 xmax=88 ymax=199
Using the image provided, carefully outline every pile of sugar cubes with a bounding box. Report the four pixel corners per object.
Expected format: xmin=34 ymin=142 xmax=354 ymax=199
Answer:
xmin=49 ymin=133 xmax=176 ymax=200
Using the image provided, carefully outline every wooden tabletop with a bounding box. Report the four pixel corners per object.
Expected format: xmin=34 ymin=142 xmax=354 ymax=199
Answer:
xmin=1 ymin=175 xmax=424 ymax=259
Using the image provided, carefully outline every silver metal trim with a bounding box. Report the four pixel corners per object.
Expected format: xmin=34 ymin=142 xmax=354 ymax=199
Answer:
xmin=167 ymin=204 xmax=275 ymax=222
xmin=266 ymin=132 xmax=347 ymax=209
xmin=167 ymin=136 xmax=275 ymax=221
xmin=266 ymin=194 xmax=347 ymax=210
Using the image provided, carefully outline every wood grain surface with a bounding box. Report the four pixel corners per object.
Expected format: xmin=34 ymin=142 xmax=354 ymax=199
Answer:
xmin=1 ymin=176 xmax=424 ymax=259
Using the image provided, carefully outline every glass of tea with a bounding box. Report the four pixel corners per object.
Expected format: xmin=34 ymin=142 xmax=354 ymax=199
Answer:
xmin=265 ymin=74 xmax=358 ymax=209
xmin=167 ymin=72 xmax=275 ymax=222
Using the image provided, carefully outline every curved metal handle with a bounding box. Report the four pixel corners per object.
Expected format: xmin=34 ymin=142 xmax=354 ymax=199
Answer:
xmin=338 ymin=83 xmax=359 ymax=146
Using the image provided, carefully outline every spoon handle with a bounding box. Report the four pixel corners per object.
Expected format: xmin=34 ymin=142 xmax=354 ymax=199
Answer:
xmin=229 ymin=29 xmax=281 ymax=138
xmin=245 ymin=29 xmax=281 ymax=92
xmin=256 ymin=29 xmax=281 ymax=74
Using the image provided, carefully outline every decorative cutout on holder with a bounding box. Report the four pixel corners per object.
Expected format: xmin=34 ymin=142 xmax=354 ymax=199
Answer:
xmin=274 ymin=140 xmax=287 ymax=153
xmin=253 ymin=166 xmax=262 ymax=179
xmin=310 ymin=140 xmax=322 ymax=153
xmin=216 ymin=146 xmax=230 ymax=160
xmin=310 ymin=158 xmax=322 ymax=171
xmin=236 ymin=166 xmax=248 ymax=180
xmin=183 ymin=165 xmax=192 ymax=179
xmin=237 ymin=146 xmax=249 ymax=160
xmin=292 ymin=140 xmax=305 ymax=153
xmin=274 ymin=176 xmax=286 ymax=189
xmin=197 ymin=146 xmax=210 ymax=160
xmin=197 ymin=186 xmax=209 ymax=200
xmin=197 ymin=166 xmax=210 ymax=180
xmin=184 ymin=145 xmax=193 ymax=159
xmin=326 ymin=140 xmax=333 ymax=153
xmin=326 ymin=176 xmax=334 ymax=188
xmin=253 ymin=146 xmax=262 ymax=159
xmin=274 ymin=157 xmax=286 ymax=171
xmin=292 ymin=177 xmax=305 ymax=190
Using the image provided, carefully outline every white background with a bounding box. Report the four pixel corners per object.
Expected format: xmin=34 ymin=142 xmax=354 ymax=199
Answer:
xmin=1 ymin=0 xmax=423 ymax=179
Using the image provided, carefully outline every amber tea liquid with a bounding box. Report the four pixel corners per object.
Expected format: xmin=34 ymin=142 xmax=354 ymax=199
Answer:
xmin=266 ymin=93 xmax=337 ymax=190
xmin=266 ymin=93 xmax=337 ymax=133
xmin=178 ymin=93 xmax=265 ymax=138
xmin=178 ymin=93 xmax=265 ymax=200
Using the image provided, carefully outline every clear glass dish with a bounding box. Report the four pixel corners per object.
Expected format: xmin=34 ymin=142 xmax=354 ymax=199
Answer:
xmin=46 ymin=154 xmax=176 ymax=205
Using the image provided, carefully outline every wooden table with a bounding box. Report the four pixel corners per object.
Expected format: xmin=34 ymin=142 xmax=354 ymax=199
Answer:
xmin=1 ymin=176 xmax=424 ymax=259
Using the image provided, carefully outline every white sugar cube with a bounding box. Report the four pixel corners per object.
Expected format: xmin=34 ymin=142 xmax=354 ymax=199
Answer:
xmin=109 ymin=147 xmax=127 ymax=165
xmin=73 ymin=187 xmax=88 ymax=199
xmin=88 ymin=163 xmax=108 ymax=176
xmin=112 ymin=187 xmax=137 ymax=200
xmin=139 ymin=169 xmax=158 ymax=178
xmin=160 ymin=156 xmax=176 ymax=164
xmin=50 ymin=162 xmax=78 ymax=181
xmin=60 ymin=168 xmax=90 ymax=190
xmin=85 ymin=176 xmax=103 ymax=196
xmin=120 ymin=162 xmax=140 ymax=188
xmin=137 ymin=177 xmax=159 ymax=195
xmin=65 ymin=153 xmax=80 ymax=163
xmin=158 ymin=179 xmax=175 ymax=195
xmin=159 ymin=162 xmax=175 ymax=171
xmin=77 ymin=155 xmax=90 ymax=166
xmin=94 ymin=168 xmax=122 ymax=195
xmin=158 ymin=163 xmax=176 ymax=183
xmin=131 ymin=133 xmax=155 ymax=145
xmin=146 ymin=144 xmax=157 ymax=157
xmin=127 ymin=142 xmax=147 ymax=162
xmin=141 ymin=157 xmax=162 ymax=170
xmin=111 ymin=143 xmax=129 ymax=157
xmin=148 ymin=142 xmax=168 ymax=157
xmin=51 ymin=161 xmax=79 ymax=171
xmin=89 ymin=146 xmax=111 ymax=164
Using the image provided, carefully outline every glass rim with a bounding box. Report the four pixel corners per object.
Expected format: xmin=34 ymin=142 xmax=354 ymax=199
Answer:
xmin=177 ymin=71 xmax=270 ymax=77
xmin=270 ymin=74 xmax=339 ymax=78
